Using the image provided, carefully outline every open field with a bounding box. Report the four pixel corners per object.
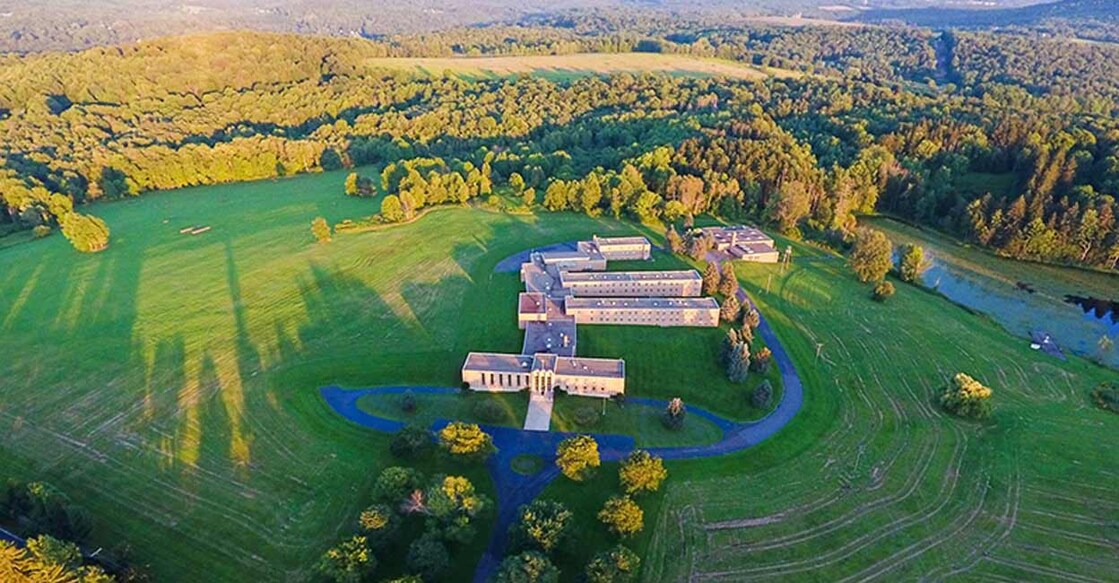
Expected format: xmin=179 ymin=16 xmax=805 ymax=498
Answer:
xmin=0 ymin=171 xmax=1115 ymax=581
xmin=364 ymin=53 xmax=800 ymax=81
xmin=640 ymin=232 xmax=1119 ymax=582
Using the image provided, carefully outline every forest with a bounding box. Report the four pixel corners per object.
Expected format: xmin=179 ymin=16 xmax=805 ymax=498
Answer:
xmin=0 ymin=19 xmax=1117 ymax=270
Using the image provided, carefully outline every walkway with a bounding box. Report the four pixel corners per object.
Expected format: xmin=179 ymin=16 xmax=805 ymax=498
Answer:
xmin=320 ymin=287 xmax=802 ymax=581
xmin=523 ymin=390 xmax=555 ymax=431
xmin=322 ymin=245 xmax=804 ymax=582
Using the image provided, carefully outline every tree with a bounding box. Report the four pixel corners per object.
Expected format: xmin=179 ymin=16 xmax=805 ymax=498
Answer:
xmin=720 ymin=294 xmax=741 ymax=323
xmin=509 ymin=172 xmax=526 ymax=193
xmin=750 ymin=347 xmax=773 ymax=373
xmin=26 ymin=534 xmax=81 ymax=570
xmin=373 ymin=466 xmax=423 ymax=504
xmin=381 ymin=194 xmax=406 ymax=223
xmin=743 ymin=308 xmax=761 ymax=330
xmin=718 ymin=262 xmax=739 ymax=296
xmin=390 ymin=425 xmax=433 ymax=459
xmin=1096 ymin=335 xmax=1114 ymax=363
xmin=897 ymin=243 xmax=928 ymax=283
xmin=597 ymin=496 xmax=643 ymax=538
xmin=751 ymin=380 xmax=773 ymax=408
xmin=522 ymin=187 xmax=536 ymax=208
xmin=940 ymin=373 xmax=993 ymax=420
xmin=701 ymin=262 xmax=720 ymax=295
xmin=344 ymin=172 xmax=360 ymax=196
xmin=665 ymin=224 xmax=684 ymax=255
xmin=406 ymin=534 xmax=450 ymax=581
xmin=358 ymin=504 xmax=400 ymax=548
xmin=555 ymin=435 xmax=600 ymax=481
xmin=618 ymin=450 xmax=667 ymax=495
xmin=424 ymin=475 xmax=490 ymax=544
xmin=872 ymin=280 xmax=895 ymax=302
xmin=585 ymin=544 xmax=641 ymax=583
xmin=60 ymin=212 xmax=109 ymax=253
xmin=495 ymin=551 xmax=559 ymax=583
xmin=315 ymin=535 xmax=375 ymax=583
xmin=311 ymin=216 xmax=331 ymax=243
xmin=509 ymin=500 xmax=574 ymax=554
xmin=849 ymin=227 xmax=893 ymax=283
xmin=438 ymin=422 xmax=494 ymax=459
xmin=726 ymin=342 xmax=750 ymax=383
xmin=662 ymin=398 xmax=686 ymax=430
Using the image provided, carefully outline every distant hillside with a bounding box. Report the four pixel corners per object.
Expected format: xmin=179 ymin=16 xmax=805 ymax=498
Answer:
xmin=857 ymin=0 xmax=1117 ymax=27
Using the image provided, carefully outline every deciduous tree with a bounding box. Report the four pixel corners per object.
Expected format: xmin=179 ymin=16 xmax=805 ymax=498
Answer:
xmin=618 ymin=450 xmax=667 ymax=495
xmin=597 ymin=496 xmax=644 ymax=538
xmin=849 ymin=227 xmax=893 ymax=283
xmin=555 ymin=435 xmax=600 ymax=481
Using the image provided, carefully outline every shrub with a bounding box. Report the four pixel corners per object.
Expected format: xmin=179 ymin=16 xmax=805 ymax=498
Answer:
xmin=358 ymin=504 xmax=400 ymax=549
xmin=311 ymin=216 xmax=331 ymax=243
xmin=32 ymin=225 xmax=51 ymax=238
xmin=662 ymin=398 xmax=686 ymax=430
xmin=390 ymin=425 xmax=433 ymax=460
xmin=572 ymin=405 xmax=599 ymax=427
xmin=872 ymin=280 xmax=895 ymax=302
xmin=472 ymin=399 xmax=505 ymax=424
xmin=940 ymin=373 xmax=993 ymax=419
xmin=751 ymin=380 xmax=773 ymax=409
xmin=400 ymin=390 xmax=417 ymax=413
xmin=897 ymin=243 xmax=928 ymax=283
xmin=1090 ymin=382 xmax=1119 ymax=413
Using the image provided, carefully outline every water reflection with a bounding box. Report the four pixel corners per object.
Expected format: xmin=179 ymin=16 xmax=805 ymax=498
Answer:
xmin=918 ymin=256 xmax=1119 ymax=368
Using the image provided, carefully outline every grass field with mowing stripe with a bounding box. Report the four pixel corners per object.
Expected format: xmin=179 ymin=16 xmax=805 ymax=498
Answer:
xmin=0 ymin=169 xmax=1114 ymax=582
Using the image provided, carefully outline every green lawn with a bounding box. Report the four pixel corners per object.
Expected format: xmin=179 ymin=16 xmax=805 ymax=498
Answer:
xmin=549 ymin=395 xmax=724 ymax=448
xmin=0 ymin=172 xmax=1115 ymax=582
xmin=356 ymin=391 xmax=529 ymax=429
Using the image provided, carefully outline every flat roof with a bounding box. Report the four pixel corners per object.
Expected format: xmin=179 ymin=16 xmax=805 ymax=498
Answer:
xmin=699 ymin=225 xmax=773 ymax=243
xmin=537 ymin=250 xmax=598 ymax=263
xmin=593 ymin=235 xmax=650 ymax=247
xmin=552 ymin=355 xmax=625 ymax=378
xmin=729 ymin=242 xmax=778 ymax=256
xmin=519 ymin=292 xmax=547 ymax=314
xmin=560 ymin=270 xmax=701 ymax=283
xmin=564 ymin=297 xmax=719 ymax=310
xmin=462 ymin=352 xmax=535 ymax=373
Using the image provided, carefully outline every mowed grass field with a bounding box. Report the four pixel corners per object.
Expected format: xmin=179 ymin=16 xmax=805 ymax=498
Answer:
xmin=0 ymin=170 xmax=1115 ymax=581
xmin=641 ymin=236 xmax=1119 ymax=582
xmin=364 ymin=52 xmax=799 ymax=81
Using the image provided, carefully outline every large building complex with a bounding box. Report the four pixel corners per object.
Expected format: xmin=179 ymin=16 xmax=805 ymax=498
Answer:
xmin=462 ymin=231 xmax=733 ymax=429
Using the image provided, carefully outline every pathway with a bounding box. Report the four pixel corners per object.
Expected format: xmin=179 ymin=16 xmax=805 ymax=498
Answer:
xmin=322 ymin=246 xmax=804 ymax=582
xmin=320 ymin=289 xmax=802 ymax=581
xmin=523 ymin=389 xmax=555 ymax=431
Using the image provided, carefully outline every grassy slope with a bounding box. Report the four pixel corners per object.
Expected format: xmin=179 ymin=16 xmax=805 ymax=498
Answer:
xmin=639 ymin=234 xmax=1119 ymax=581
xmin=0 ymin=172 xmax=1114 ymax=581
xmin=363 ymin=53 xmax=801 ymax=81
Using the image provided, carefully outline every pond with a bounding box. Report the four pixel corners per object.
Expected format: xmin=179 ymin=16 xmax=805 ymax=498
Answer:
xmin=869 ymin=218 xmax=1119 ymax=369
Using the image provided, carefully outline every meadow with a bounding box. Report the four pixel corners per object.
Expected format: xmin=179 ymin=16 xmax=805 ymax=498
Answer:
xmin=363 ymin=52 xmax=799 ymax=81
xmin=0 ymin=171 xmax=1115 ymax=581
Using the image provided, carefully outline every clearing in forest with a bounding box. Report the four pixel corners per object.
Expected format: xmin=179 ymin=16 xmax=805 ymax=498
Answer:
xmin=364 ymin=52 xmax=800 ymax=80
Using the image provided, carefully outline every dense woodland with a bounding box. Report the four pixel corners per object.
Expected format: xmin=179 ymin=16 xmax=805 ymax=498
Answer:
xmin=0 ymin=20 xmax=1117 ymax=269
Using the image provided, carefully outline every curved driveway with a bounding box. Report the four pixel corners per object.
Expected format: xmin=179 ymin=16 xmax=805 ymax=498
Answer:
xmin=320 ymin=286 xmax=802 ymax=581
